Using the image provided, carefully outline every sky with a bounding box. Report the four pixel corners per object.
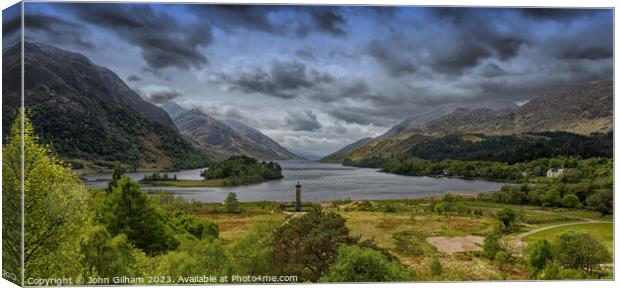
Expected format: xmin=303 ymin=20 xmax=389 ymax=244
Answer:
xmin=2 ymin=3 xmax=614 ymax=156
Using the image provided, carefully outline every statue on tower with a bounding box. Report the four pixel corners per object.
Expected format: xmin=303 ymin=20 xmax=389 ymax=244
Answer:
xmin=295 ymin=182 xmax=302 ymax=212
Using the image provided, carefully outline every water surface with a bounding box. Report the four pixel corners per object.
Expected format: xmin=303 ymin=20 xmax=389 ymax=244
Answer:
xmin=84 ymin=160 xmax=505 ymax=203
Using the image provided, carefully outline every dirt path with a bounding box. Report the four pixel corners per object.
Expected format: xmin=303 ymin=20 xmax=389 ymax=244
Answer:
xmin=508 ymin=219 xmax=612 ymax=256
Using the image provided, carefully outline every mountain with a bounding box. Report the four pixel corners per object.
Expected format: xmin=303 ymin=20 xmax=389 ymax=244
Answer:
xmin=421 ymin=81 xmax=613 ymax=136
xmin=340 ymin=81 xmax=613 ymax=162
xmin=285 ymin=148 xmax=322 ymax=160
xmin=221 ymin=119 xmax=300 ymax=160
xmin=321 ymin=137 xmax=373 ymax=163
xmin=161 ymin=102 xmax=299 ymax=161
xmin=378 ymin=108 xmax=451 ymax=139
xmin=2 ymin=42 xmax=210 ymax=171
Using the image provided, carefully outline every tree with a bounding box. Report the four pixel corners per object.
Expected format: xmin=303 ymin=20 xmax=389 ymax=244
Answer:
xmin=586 ymin=190 xmax=613 ymax=215
xmin=273 ymin=208 xmax=353 ymax=281
xmin=560 ymin=194 xmax=581 ymax=208
xmin=495 ymin=251 xmax=512 ymax=271
xmin=107 ymin=163 xmax=126 ymax=193
xmin=430 ymin=258 xmax=443 ymax=277
xmin=554 ymin=231 xmax=611 ymax=274
xmin=3 ymin=111 xmax=88 ymax=279
xmin=228 ymin=221 xmax=280 ymax=277
xmin=526 ymin=239 xmax=554 ymax=277
xmin=224 ymin=192 xmax=241 ymax=213
xmin=99 ymin=176 xmax=179 ymax=255
xmin=482 ymin=234 xmax=502 ymax=260
xmin=80 ymin=225 xmax=149 ymax=278
xmin=496 ymin=208 xmax=517 ymax=232
xmin=320 ymin=245 xmax=412 ymax=282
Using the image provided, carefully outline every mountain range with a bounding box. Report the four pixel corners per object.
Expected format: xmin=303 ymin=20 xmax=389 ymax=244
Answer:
xmin=161 ymin=102 xmax=299 ymax=161
xmin=2 ymin=42 xmax=210 ymax=171
xmin=324 ymin=81 xmax=613 ymax=162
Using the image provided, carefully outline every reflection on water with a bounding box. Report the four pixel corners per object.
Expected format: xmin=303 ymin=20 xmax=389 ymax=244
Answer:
xmin=84 ymin=160 xmax=505 ymax=203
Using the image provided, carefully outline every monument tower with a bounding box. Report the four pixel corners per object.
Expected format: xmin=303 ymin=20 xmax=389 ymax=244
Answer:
xmin=295 ymin=182 xmax=301 ymax=212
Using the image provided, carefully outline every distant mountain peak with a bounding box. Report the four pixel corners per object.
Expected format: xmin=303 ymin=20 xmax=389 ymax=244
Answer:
xmin=161 ymin=101 xmax=300 ymax=161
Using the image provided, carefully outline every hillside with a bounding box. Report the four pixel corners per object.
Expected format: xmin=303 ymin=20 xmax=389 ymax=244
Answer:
xmin=340 ymin=81 xmax=613 ymax=162
xmin=1 ymin=42 xmax=210 ymax=171
xmin=161 ymin=102 xmax=299 ymax=161
xmin=321 ymin=137 xmax=373 ymax=163
xmin=222 ymin=119 xmax=300 ymax=160
xmin=422 ymin=81 xmax=613 ymax=136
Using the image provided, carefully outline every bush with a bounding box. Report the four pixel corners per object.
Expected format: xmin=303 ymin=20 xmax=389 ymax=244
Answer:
xmin=554 ymin=231 xmax=611 ymax=274
xmin=482 ymin=234 xmax=502 ymax=260
xmin=525 ymin=239 xmax=554 ymax=277
xmin=560 ymin=194 xmax=581 ymax=208
xmin=224 ymin=192 xmax=241 ymax=213
xmin=320 ymin=245 xmax=413 ymax=282
xmin=273 ymin=208 xmax=353 ymax=281
xmin=586 ymin=190 xmax=613 ymax=215
xmin=393 ymin=232 xmax=424 ymax=257
xmin=496 ymin=208 xmax=517 ymax=232
xmin=100 ymin=177 xmax=179 ymax=255
xmin=430 ymin=258 xmax=443 ymax=277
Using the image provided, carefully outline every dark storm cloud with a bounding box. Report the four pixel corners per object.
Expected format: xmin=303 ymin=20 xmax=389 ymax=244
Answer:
xmin=285 ymin=110 xmax=322 ymax=131
xmin=367 ymin=40 xmax=416 ymax=77
xmin=309 ymin=8 xmax=347 ymax=37
xmin=518 ymin=8 xmax=600 ymax=21
xmin=71 ymin=4 xmax=212 ymax=70
xmin=192 ymin=5 xmax=278 ymax=33
xmin=21 ymin=13 xmax=94 ymax=49
xmin=558 ymin=46 xmax=613 ymax=60
xmin=214 ymin=60 xmax=334 ymax=99
xmin=127 ymin=74 xmax=142 ymax=82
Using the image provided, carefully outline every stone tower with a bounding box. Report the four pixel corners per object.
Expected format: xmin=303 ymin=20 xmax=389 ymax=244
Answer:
xmin=295 ymin=182 xmax=301 ymax=212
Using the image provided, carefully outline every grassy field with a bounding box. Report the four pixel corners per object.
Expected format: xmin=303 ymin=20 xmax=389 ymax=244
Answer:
xmin=523 ymin=222 xmax=614 ymax=253
xmin=151 ymin=195 xmax=613 ymax=281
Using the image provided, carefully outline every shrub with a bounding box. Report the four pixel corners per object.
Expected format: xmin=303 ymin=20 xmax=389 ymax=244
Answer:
xmin=560 ymin=194 xmax=581 ymax=208
xmin=273 ymin=209 xmax=353 ymax=281
xmin=320 ymin=245 xmax=413 ymax=282
xmin=224 ymin=192 xmax=241 ymax=213
xmin=430 ymin=258 xmax=443 ymax=277
xmin=525 ymin=239 xmax=554 ymax=277
xmin=100 ymin=177 xmax=179 ymax=255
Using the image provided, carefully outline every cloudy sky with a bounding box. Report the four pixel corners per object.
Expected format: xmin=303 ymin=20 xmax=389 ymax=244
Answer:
xmin=3 ymin=4 xmax=613 ymax=155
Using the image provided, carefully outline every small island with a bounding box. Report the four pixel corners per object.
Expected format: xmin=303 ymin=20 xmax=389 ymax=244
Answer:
xmin=141 ymin=155 xmax=283 ymax=187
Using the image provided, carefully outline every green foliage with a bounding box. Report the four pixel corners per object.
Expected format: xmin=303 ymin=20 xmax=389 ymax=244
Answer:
xmin=80 ymin=225 xmax=149 ymax=278
xmin=561 ymin=194 xmax=581 ymax=208
xmin=202 ymin=155 xmax=283 ymax=185
xmin=99 ymin=176 xmax=179 ymax=255
xmin=494 ymin=251 xmax=512 ymax=271
xmin=320 ymin=245 xmax=413 ymax=282
xmin=107 ymin=163 xmax=126 ymax=192
xmin=170 ymin=211 xmax=219 ymax=240
xmin=586 ymin=190 xmax=613 ymax=215
xmin=553 ymin=231 xmax=611 ymax=274
xmin=526 ymin=239 xmax=554 ymax=277
xmin=496 ymin=208 xmax=517 ymax=232
xmin=142 ymin=172 xmax=178 ymax=182
xmin=482 ymin=234 xmax=503 ymax=260
xmin=5 ymin=111 xmax=89 ymax=280
xmin=430 ymin=258 xmax=443 ymax=277
xmin=393 ymin=232 xmax=424 ymax=257
xmin=224 ymin=192 xmax=241 ymax=213
xmin=273 ymin=208 xmax=354 ymax=281
xmin=538 ymin=261 xmax=561 ymax=280
xmin=155 ymin=238 xmax=232 ymax=281
xmin=407 ymin=132 xmax=612 ymax=164
xmin=228 ymin=221 xmax=280 ymax=277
